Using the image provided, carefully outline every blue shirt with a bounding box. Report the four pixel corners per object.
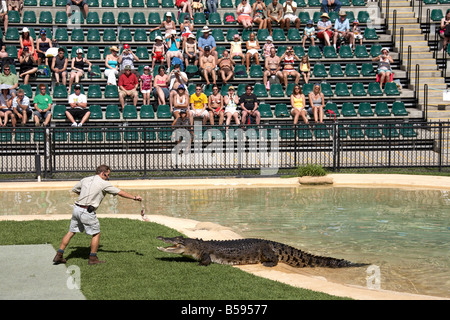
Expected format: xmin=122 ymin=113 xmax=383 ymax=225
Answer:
xmin=334 ymin=18 xmax=350 ymax=32
xmin=198 ymin=35 xmax=216 ymax=50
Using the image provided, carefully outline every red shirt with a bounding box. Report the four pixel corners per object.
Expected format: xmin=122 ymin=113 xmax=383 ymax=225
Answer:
xmin=119 ymin=72 xmax=138 ymax=90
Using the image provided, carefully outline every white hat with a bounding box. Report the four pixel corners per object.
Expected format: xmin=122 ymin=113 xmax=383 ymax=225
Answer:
xmin=76 ymin=48 xmax=83 ymax=53
xmin=22 ymin=27 xmax=29 ymax=33
xmin=155 ymin=35 xmax=162 ymax=40
xmin=266 ymin=36 xmax=273 ymax=42
xmin=187 ymin=33 xmax=196 ymax=39
xmin=202 ymin=26 xmax=211 ymax=33
xmin=381 ymin=47 xmax=389 ymax=53
xmin=166 ymin=12 xmax=172 ymax=17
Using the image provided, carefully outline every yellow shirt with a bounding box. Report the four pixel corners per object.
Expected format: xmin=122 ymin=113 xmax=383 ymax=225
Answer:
xmin=292 ymin=95 xmax=304 ymax=110
xmin=190 ymin=92 xmax=208 ymax=109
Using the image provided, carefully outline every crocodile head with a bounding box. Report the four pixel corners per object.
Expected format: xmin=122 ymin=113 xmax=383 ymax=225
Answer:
xmin=157 ymin=236 xmax=187 ymax=254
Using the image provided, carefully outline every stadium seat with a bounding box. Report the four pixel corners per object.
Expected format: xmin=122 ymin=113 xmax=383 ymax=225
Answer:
xmin=104 ymin=85 xmax=119 ymax=98
xmin=212 ymin=29 xmax=225 ymax=41
xmin=89 ymin=105 xmax=103 ymax=119
xmin=19 ymin=84 xmax=33 ymax=98
xmin=102 ymin=0 xmax=114 ymax=6
xmin=361 ymin=63 xmax=376 ymax=76
xmin=123 ymin=105 xmax=138 ymax=119
xmin=312 ymin=64 xmax=327 ymax=78
xmin=134 ymin=29 xmax=147 ymax=41
xmin=364 ymin=28 xmax=379 ymax=40
xmin=320 ymin=82 xmax=333 ymax=97
xmin=325 ymin=102 xmax=340 ymax=117
xmin=392 ymin=101 xmax=408 ymax=116
xmin=161 ymin=0 xmax=174 ymax=7
xmin=375 ymin=102 xmax=391 ymax=116
xmin=351 ymin=82 xmax=366 ymax=96
xmin=157 ymin=105 xmax=172 ymax=119
xmin=345 ymin=63 xmax=359 ymax=77
xmin=308 ymin=46 xmax=322 ymax=59
xmin=86 ymin=46 xmax=101 ymax=60
xmin=341 ymin=102 xmax=356 ymax=116
xmin=14 ymin=128 xmax=31 ymax=142
xmin=270 ymin=84 xmax=284 ymax=97
xmin=85 ymin=11 xmax=100 ymax=24
xmin=224 ymin=12 xmax=237 ymax=24
xmin=117 ymin=0 xmax=130 ymax=6
xmin=140 ymin=105 xmax=155 ymax=119
xmin=39 ymin=11 xmax=53 ymax=24
xmin=53 ymin=84 xmax=68 ymax=99
xmin=293 ymin=46 xmax=305 ymax=57
xmin=119 ymin=29 xmax=133 ymax=41
xmin=323 ymin=46 xmax=337 ymax=58
xmin=249 ymin=65 xmax=263 ymax=78
xmin=308 ymin=0 xmax=321 ymax=6
xmin=302 ymin=83 xmax=314 ymax=95
xmin=272 ymin=29 xmax=286 ymax=41
xmin=103 ymin=29 xmax=117 ymax=41
xmin=358 ymin=102 xmax=374 ymax=116
xmin=53 ymin=105 xmax=67 ymax=119
xmin=194 ymin=12 xmax=206 ymax=24
xmin=105 ymin=105 xmax=121 ymax=119
xmin=132 ymin=0 xmax=145 ymax=6
xmin=135 ymin=46 xmax=149 ymax=59
xmin=87 ymin=29 xmax=101 ymax=41
xmin=382 ymin=124 xmax=400 ymax=138
xmin=287 ymin=29 xmax=301 ymax=41
xmin=399 ymin=124 xmax=417 ymax=137
xmin=370 ymin=44 xmax=382 ymax=57
xmin=102 ymin=12 xmax=115 ymax=24
xmin=357 ymin=11 xmax=370 ymax=23
xmin=352 ymin=0 xmax=365 ymax=5
xmin=55 ymin=11 xmax=68 ymax=24
xmin=365 ymin=124 xmax=382 ymax=138
xmin=329 ymin=64 xmax=344 ymax=77
xmin=274 ymin=104 xmax=289 ymax=117
xmin=384 ymin=82 xmax=400 ymax=96
xmin=87 ymin=0 xmax=99 ymax=6
xmin=430 ymin=9 xmax=444 ymax=21
xmin=124 ymin=128 xmax=139 ymax=141
xmin=71 ymin=29 xmax=85 ymax=41
xmin=234 ymin=65 xmax=247 ymax=78
xmin=148 ymin=12 xmax=161 ymax=24
xmin=23 ymin=11 xmax=37 ymax=23
xmin=88 ymin=128 xmax=104 ymax=142
xmin=259 ymin=104 xmax=273 ymax=118
xmin=354 ymin=45 xmax=369 ymax=58
xmin=53 ymin=129 xmax=68 ymax=142
xmin=5 ymin=28 xmax=20 ymax=41
xmin=348 ymin=124 xmax=365 ymax=138
xmin=209 ymin=12 xmax=222 ymax=24
xmin=279 ymin=125 xmax=295 ymax=139
xmin=37 ymin=65 xmax=51 ymax=78
xmin=54 ymin=28 xmax=69 ymax=41
xmin=339 ymin=45 xmax=353 ymax=58
xmin=221 ymin=0 xmax=233 ymax=7
xmin=298 ymin=12 xmax=310 ymax=24
xmin=368 ymin=82 xmax=383 ymax=96
xmin=313 ymin=124 xmax=330 ymax=139
xmin=87 ymin=85 xmax=102 ymax=98
xmin=297 ymin=124 xmax=313 ymax=139
xmin=254 ymin=84 xmax=268 ymax=97
xmin=226 ymin=28 xmax=239 ymax=41
xmin=118 ymin=12 xmax=131 ymax=24
xmin=257 ymin=29 xmax=270 ymax=41
xmin=0 ymin=128 xmax=12 ymax=142
xmin=133 ymin=12 xmax=146 ymax=24
xmin=70 ymin=129 xmax=86 ymax=142
xmin=106 ymin=128 xmax=122 ymax=141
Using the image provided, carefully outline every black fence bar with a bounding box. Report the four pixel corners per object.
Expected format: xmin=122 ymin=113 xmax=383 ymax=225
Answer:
xmin=0 ymin=121 xmax=449 ymax=180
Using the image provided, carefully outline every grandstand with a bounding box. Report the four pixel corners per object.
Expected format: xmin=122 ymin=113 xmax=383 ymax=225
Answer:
xmin=1 ymin=0 xmax=450 ymax=177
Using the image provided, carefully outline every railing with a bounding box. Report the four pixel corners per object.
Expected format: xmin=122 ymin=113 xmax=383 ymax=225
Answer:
xmin=0 ymin=120 xmax=449 ymax=180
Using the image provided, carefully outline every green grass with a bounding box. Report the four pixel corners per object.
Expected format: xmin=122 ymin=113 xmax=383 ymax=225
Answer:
xmin=0 ymin=219 xmax=346 ymax=300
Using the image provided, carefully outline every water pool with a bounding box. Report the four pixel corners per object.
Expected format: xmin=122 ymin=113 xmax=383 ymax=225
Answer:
xmin=1 ymin=186 xmax=449 ymax=298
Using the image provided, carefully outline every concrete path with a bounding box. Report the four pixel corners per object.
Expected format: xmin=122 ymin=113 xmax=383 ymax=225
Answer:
xmin=0 ymin=244 xmax=85 ymax=300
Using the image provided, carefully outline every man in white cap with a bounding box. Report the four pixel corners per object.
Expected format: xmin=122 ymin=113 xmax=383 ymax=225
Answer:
xmin=198 ymin=26 xmax=218 ymax=62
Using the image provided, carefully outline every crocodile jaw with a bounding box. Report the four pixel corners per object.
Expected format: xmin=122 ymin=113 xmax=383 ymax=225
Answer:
xmin=157 ymin=243 xmax=186 ymax=254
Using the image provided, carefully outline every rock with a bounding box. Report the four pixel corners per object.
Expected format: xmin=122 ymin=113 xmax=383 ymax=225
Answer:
xmin=298 ymin=176 xmax=334 ymax=185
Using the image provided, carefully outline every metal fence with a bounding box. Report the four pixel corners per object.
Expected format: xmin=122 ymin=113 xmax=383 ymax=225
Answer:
xmin=1 ymin=121 xmax=449 ymax=180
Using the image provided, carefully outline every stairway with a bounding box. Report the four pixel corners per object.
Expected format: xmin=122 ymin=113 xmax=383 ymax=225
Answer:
xmin=381 ymin=0 xmax=449 ymax=121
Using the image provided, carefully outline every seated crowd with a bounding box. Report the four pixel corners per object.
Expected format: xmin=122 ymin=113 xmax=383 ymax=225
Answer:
xmin=0 ymin=0 xmax=395 ymax=131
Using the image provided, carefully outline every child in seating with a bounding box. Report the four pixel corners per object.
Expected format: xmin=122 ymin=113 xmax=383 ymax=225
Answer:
xmin=262 ymin=35 xmax=275 ymax=58
xmin=230 ymin=33 xmax=246 ymax=65
xmin=140 ymin=66 xmax=153 ymax=105
xmin=152 ymin=36 xmax=165 ymax=70
xmin=299 ymin=55 xmax=310 ymax=84
xmin=302 ymin=20 xmax=316 ymax=49
xmin=352 ymin=20 xmax=363 ymax=47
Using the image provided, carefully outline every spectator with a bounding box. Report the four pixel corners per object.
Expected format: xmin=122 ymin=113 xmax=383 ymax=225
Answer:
xmin=317 ymin=13 xmax=333 ymax=47
xmin=0 ymin=0 xmax=8 ymax=35
xmin=51 ymin=48 xmax=68 ymax=86
xmin=150 ymin=12 xmax=176 ymax=40
xmin=322 ymin=0 xmax=341 ymax=14
xmin=207 ymin=0 xmax=218 ymax=15
xmin=66 ymin=83 xmax=90 ymax=127
xmin=191 ymin=0 xmax=204 ymax=14
xmin=118 ymin=65 xmax=139 ymax=110
xmin=168 ymin=63 xmax=188 ymax=110
xmin=237 ymin=0 xmax=253 ymax=30
xmin=252 ymin=0 xmax=267 ymax=29
xmin=290 ymin=84 xmax=308 ymax=125
xmin=33 ymin=83 xmax=52 ymax=127
xmin=189 ymin=83 xmax=209 ymax=125
xmin=118 ymin=44 xmax=140 ymax=78
xmin=69 ymin=48 xmax=92 ymax=94
xmin=176 ymin=0 xmax=193 ymax=20
xmin=0 ymin=35 xmax=7 ymax=59
xmin=308 ymin=83 xmax=325 ymax=123
xmin=180 ymin=14 xmax=194 ymax=43
xmin=0 ymin=64 xmax=18 ymax=96
xmin=208 ymin=84 xmax=223 ymax=125
xmin=265 ymin=0 xmax=284 ymax=36
xmin=0 ymin=84 xmax=12 ymax=128
xmin=172 ymin=84 xmax=190 ymax=127
xmin=199 ymin=46 xmax=217 ymax=85
xmin=36 ymin=29 xmax=52 ymax=66
xmin=7 ymin=0 xmax=23 ymax=15
xmin=245 ymin=32 xmax=260 ymax=74
xmin=440 ymin=10 xmax=450 ymax=52
xmin=12 ymin=88 xmax=31 ymax=127
xmin=153 ymin=65 xmax=170 ymax=106
xmin=230 ymin=33 xmax=245 ymax=65
xmin=139 ymin=66 xmax=153 ymax=106
xmin=333 ymin=12 xmax=354 ymax=50
xmin=223 ymin=85 xmax=240 ymax=126
xmin=280 ymin=45 xmax=300 ymax=88
xmin=198 ymin=26 xmax=218 ymax=62
xmin=18 ymin=27 xmax=37 ymax=61
xmin=104 ymin=46 xmax=119 ymax=86
xmin=18 ymin=46 xmax=37 ymax=85
xmin=183 ymin=34 xmax=199 ymax=68
xmin=282 ymin=0 xmax=300 ymax=31
xmin=263 ymin=46 xmax=283 ymax=90
xmin=262 ymin=35 xmax=274 ymax=59
xmin=217 ymin=49 xmax=235 ymax=84
xmin=66 ymin=0 xmax=89 ymax=19
xmin=299 ymin=55 xmax=310 ymax=84
xmin=352 ymin=20 xmax=363 ymax=47
xmin=165 ymin=30 xmax=183 ymax=71
xmin=372 ymin=47 xmax=393 ymax=90
xmin=151 ymin=35 xmax=165 ymax=71
xmin=302 ymin=20 xmax=316 ymax=49
xmin=239 ymin=85 xmax=260 ymax=125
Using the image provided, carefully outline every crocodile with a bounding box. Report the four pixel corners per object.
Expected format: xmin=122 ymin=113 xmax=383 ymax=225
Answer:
xmin=157 ymin=236 xmax=366 ymax=268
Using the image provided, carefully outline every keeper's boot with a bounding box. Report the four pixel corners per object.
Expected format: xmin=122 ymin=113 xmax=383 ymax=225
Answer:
xmin=88 ymin=254 xmax=106 ymax=265
xmin=53 ymin=252 xmax=67 ymax=265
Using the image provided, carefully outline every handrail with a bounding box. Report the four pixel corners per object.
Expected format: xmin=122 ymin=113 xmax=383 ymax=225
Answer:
xmin=424 ymin=84 xmax=428 ymax=122
xmin=406 ymin=45 xmax=411 ymax=84
xmin=399 ymin=27 xmax=404 ymax=66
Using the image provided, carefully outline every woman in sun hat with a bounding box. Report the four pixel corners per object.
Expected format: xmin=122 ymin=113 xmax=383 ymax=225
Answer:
xmin=18 ymin=27 xmax=38 ymax=60
xmin=149 ymin=12 xmax=176 ymax=39
xmin=372 ymin=47 xmax=393 ymax=89
xmin=317 ymin=12 xmax=333 ymax=46
xmin=104 ymin=45 xmax=119 ymax=85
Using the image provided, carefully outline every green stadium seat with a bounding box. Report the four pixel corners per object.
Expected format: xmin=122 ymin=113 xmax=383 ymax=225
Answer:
xmin=0 ymin=128 xmax=12 ymax=142
xmin=147 ymin=0 xmax=159 ymax=6
xmin=384 ymin=82 xmax=400 ymax=96
xmin=104 ymin=85 xmax=119 ymax=98
xmin=302 ymin=83 xmax=313 ymax=95
xmin=399 ymin=124 xmax=417 ymax=137
xmin=89 ymin=65 xmax=101 ymax=79
xmin=161 ymin=0 xmax=174 ymax=7
xmin=88 ymin=128 xmax=104 ymax=142
xmin=118 ymin=12 xmax=131 ymax=24
xmin=87 ymin=0 xmax=99 ymax=6
xmin=345 ymin=63 xmax=359 ymax=77
xmin=53 ymin=84 xmax=67 ymax=99
xmin=123 ymin=105 xmax=138 ymax=119
xmin=308 ymin=0 xmax=321 ymax=6
xmin=368 ymin=82 xmax=383 ymax=96
xmin=142 ymin=129 xmax=157 ymax=141
xmin=345 ymin=11 xmax=355 ymax=22
xmin=293 ymin=46 xmax=305 ymax=57
xmin=193 ymin=12 xmax=206 ymax=24
xmin=375 ymin=102 xmax=391 ymax=116
xmin=221 ymin=0 xmax=233 ymax=7
xmin=150 ymin=30 xmax=163 ymax=41
xmin=209 ymin=12 xmax=222 ymax=24
xmin=124 ymin=128 xmax=140 ymax=141
xmin=364 ymin=28 xmax=379 ymax=40
xmin=40 ymin=0 xmax=52 ymax=6
xmin=8 ymin=10 xmax=20 ymax=23
xmin=352 ymin=0 xmax=365 ymax=5
xmin=19 ymin=84 xmax=33 ymax=98
xmin=87 ymin=29 xmax=101 ymax=42
xmin=54 ymin=28 xmax=69 ymax=41
xmin=339 ymin=45 xmax=353 ymax=58
xmin=313 ymin=124 xmax=330 ymax=139
xmin=370 ymin=44 xmax=382 ymax=57
xmin=69 ymin=12 xmax=84 ymax=24
xmin=224 ymin=12 xmax=237 ymax=24
xmin=354 ymin=45 xmax=369 ymax=58
xmin=298 ymin=11 xmax=310 ymax=24
xmin=69 ymin=83 xmax=84 ymax=95
xmin=365 ymin=124 xmax=382 ymax=138
xmin=257 ymin=28 xmax=270 ymax=41
xmin=87 ymin=85 xmax=102 ymax=98
xmin=325 ymin=102 xmax=340 ymax=117
xmin=329 ymin=64 xmax=344 ymax=77
xmin=70 ymin=129 xmax=86 ymax=142
xmin=249 ymin=65 xmax=263 ymax=78
xmin=33 ymin=128 xmax=45 ymax=142
xmin=323 ymin=46 xmax=337 ymax=58
xmin=348 ymin=124 xmax=365 ymax=139
xmin=320 ymin=82 xmax=333 ymax=97
xmin=71 ymin=29 xmax=85 ymax=41
xmin=14 ymin=128 xmax=31 ymax=142
xmin=22 ymin=11 xmax=36 ymax=23
xmin=270 ymin=84 xmax=284 ymax=97
xmin=312 ymin=11 xmax=321 ymax=23
xmin=105 ymin=105 xmax=121 ymax=119
xmin=103 ymin=29 xmax=117 ymax=41
xmin=119 ymin=29 xmax=133 ymax=41
xmin=135 ymin=46 xmax=149 ymax=59
xmin=24 ymin=0 xmax=37 ymax=5
xmin=53 ymin=105 xmax=67 ymax=119
xmin=89 ymin=105 xmax=103 ymax=119
xmin=430 ymin=9 xmax=444 ymax=21
xmin=279 ymin=125 xmax=295 ymax=139
xmin=351 ymin=82 xmax=366 ymax=96
xmin=133 ymin=12 xmax=146 ymax=24
xmin=254 ymin=84 xmax=268 ymax=97
xmin=357 ymin=102 xmax=374 ymax=116
xmin=134 ymin=29 xmax=147 ymax=41
xmin=234 ymin=65 xmax=247 ymax=78
xmin=55 ymin=11 xmax=68 ymax=24
xmin=357 ymin=11 xmax=370 ymax=23
xmin=312 ymin=63 xmax=327 ymax=77
xmin=297 ymin=124 xmax=313 ymax=139
xmin=117 ymin=0 xmax=130 ymax=6
xmin=157 ymin=104 xmax=172 ymax=119
xmin=226 ymin=28 xmax=239 ymax=41
xmin=86 ymin=46 xmax=101 ymax=60
xmin=341 ymin=102 xmax=356 ymax=116
xmin=274 ymin=103 xmax=289 ymax=117
xmin=259 ymin=103 xmax=273 ymax=118
xmin=132 ymin=0 xmax=145 ymax=6
xmin=102 ymin=12 xmax=115 ymax=24
xmin=392 ymin=101 xmax=408 ymax=116
xmin=211 ymin=29 xmax=225 ymax=42
xmin=140 ymin=105 xmax=155 ymax=119
xmin=53 ymin=129 xmax=68 ymax=142
xmin=308 ymin=46 xmax=322 ymax=59
xmin=106 ymin=128 xmax=122 ymax=141
xmin=86 ymin=11 xmax=100 ymax=24
xmin=361 ymin=63 xmax=376 ymax=76
xmin=382 ymin=124 xmax=399 ymax=138
xmin=37 ymin=65 xmax=51 ymax=78
xmin=272 ymin=28 xmax=286 ymax=41
xmin=5 ymin=28 xmax=20 ymax=41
